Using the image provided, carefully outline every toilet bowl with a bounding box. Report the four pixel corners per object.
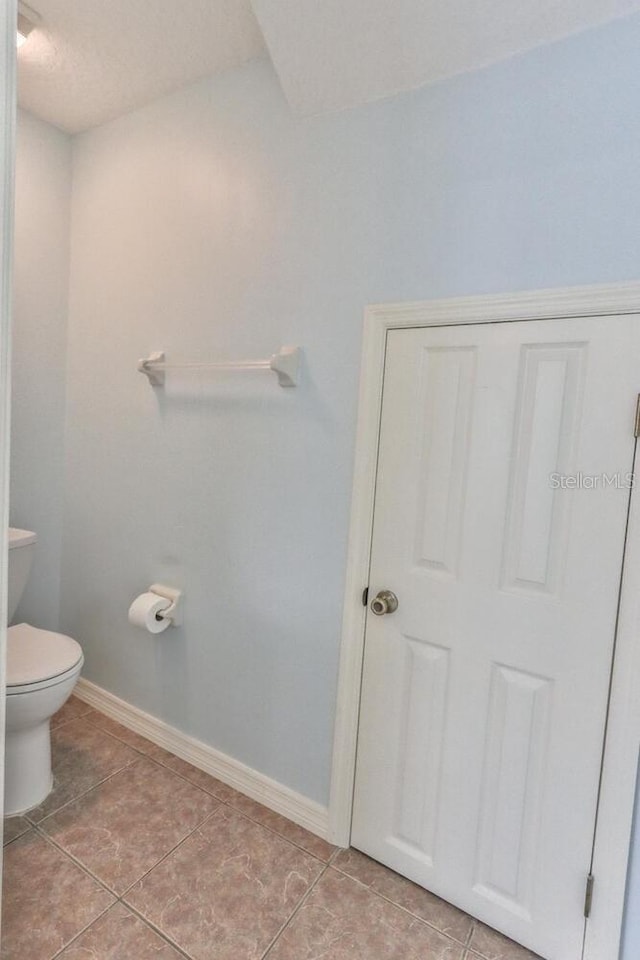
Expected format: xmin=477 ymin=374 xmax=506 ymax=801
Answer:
xmin=5 ymin=529 xmax=84 ymax=816
xmin=6 ymin=625 xmax=83 ymax=815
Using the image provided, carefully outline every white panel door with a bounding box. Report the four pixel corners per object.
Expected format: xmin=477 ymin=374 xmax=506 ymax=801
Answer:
xmin=352 ymin=316 xmax=640 ymax=960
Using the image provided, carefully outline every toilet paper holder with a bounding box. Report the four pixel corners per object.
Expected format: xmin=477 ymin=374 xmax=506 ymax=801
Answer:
xmin=148 ymin=584 xmax=183 ymax=626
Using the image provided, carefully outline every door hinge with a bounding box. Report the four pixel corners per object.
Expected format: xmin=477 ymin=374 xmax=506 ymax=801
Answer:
xmin=634 ymin=395 xmax=640 ymax=437
xmin=584 ymin=873 xmax=595 ymax=919
xmin=362 ymin=586 xmax=369 ymax=607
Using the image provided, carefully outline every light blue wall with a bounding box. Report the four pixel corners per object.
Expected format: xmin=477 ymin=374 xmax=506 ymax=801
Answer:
xmin=12 ymin=110 xmax=71 ymax=628
xmin=62 ymin=15 xmax=640 ymax=811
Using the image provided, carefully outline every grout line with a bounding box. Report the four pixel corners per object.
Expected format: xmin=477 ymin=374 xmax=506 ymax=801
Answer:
xmin=35 ymin=724 xmax=466 ymax=952
xmin=466 ymin=918 xmax=477 ymax=947
xmin=86 ymin=708 xmax=337 ymax=865
xmin=83 ymin=718 xmax=469 ymax=939
xmin=19 ymin=704 xmax=505 ymax=960
xmin=117 ymin=902 xmax=194 ymax=960
xmin=28 ymin=754 xmax=144 ymax=827
xmin=40 ymin=706 xmax=479 ymax=958
xmin=35 ymin=828 xmax=120 ymax=900
xmin=118 ymin=806 xmax=224 ymax=899
xmin=83 ymin=717 xmax=170 ymax=763
xmin=50 ymin=705 xmax=95 ymax=731
xmin=110 ymin=804 xmax=328 ymax=906
xmin=23 ymin=715 xmax=329 ymax=947
xmin=463 ymin=946 xmax=494 ymax=960
xmin=84 ymin=713 xmax=157 ymax=748
xmin=140 ymin=759 xmax=335 ymax=863
xmin=39 ymin=800 xmax=223 ymax=903
xmin=2 ymin=825 xmax=31 ymax=847
xmin=118 ymin=800 xmax=330 ymax=902
xmin=49 ymin=716 xmax=91 ymax=732
xmin=49 ymin=901 xmax=115 ymax=960
xmin=85 ymin=709 xmax=333 ymax=853
xmin=118 ymin=807 xmax=328 ymax=960
xmin=325 ymin=846 xmax=344 ymax=869
xmin=24 ymin=714 xmax=150 ymax=827
xmin=132 ymin=751 xmax=233 ymax=799
xmin=216 ymin=798 xmax=335 ymax=864
xmin=327 ymin=862 xmax=472 ymax=949
xmin=261 ymin=861 xmax=332 ymax=959
xmin=82 ymin=716 xmax=244 ymax=805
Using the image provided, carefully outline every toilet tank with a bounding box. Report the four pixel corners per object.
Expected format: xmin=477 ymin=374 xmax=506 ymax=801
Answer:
xmin=7 ymin=528 xmax=36 ymax=624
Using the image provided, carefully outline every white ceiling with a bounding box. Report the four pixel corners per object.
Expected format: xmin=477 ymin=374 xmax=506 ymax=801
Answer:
xmin=252 ymin=0 xmax=640 ymax=115
xmin=17 ymin=0 xmax=266 ymax=133
xmin=17 ymin=0 xmax=640 ymax=134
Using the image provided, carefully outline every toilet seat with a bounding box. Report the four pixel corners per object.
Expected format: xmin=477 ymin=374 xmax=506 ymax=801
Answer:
xmin=7 ymin=624 xmax=84 ymax=695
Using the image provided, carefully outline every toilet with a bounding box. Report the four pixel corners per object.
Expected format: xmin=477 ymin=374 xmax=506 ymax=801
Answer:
xmin=5 ymin=528 xmax=83 ymax=816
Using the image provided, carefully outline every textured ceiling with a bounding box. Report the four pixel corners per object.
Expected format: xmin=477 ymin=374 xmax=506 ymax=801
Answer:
xmin=17 ymin=0 xmax=640 ymax=134
xmin=17 ymin=0 xmax=266 ymax=133
xmin=251 ymin=0 xmax=640 ymax=115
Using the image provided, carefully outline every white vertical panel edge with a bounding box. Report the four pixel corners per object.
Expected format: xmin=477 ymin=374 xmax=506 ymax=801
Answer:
xmin=327 ymin=305 xmax=388 ymax=845
xmin=328 ymin=281 xmax=640 ymax=960
xmin=0 ymin=0 xmax=17 ymax=914
xmin=74 ymin=678 xmax=330 ymax=841
xmin=587 ymin=452 xmax=640 ymax=960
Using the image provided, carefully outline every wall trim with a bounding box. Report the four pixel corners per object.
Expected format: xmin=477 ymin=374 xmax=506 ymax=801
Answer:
xmin=328 ymin=281 xmax=640 ymax=960
xmin=75 ymin=677 xmax=330 ymax=842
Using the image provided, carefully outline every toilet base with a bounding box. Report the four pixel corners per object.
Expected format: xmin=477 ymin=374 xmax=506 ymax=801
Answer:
xmin=5 ymin=720 xmax=53 ymax=816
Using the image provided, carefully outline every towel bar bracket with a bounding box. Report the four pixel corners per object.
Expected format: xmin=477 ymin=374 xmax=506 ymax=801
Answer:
xmin=138 ymin=351 xmax=166 ymax=387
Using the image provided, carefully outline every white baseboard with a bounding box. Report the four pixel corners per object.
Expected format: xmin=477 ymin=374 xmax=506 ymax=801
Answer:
xmin=74 ymin=677 xmax=330 ymax=842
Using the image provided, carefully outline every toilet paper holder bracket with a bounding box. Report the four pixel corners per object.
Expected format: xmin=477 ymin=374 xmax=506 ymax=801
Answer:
xmin=149 ymin=583 xmax=183 ymax=627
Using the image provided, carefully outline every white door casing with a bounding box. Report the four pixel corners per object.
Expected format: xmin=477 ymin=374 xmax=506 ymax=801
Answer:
xmin=328 ymin=285 xmax=640 ymax=960
xmin=0 ymin=0 xmax=17 ymax=926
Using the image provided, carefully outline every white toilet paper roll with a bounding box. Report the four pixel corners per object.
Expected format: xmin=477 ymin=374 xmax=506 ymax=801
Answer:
xmin=128 ymin=592 xmax=172 ymax=634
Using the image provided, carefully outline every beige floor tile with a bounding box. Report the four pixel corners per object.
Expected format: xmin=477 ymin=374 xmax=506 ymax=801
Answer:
xmin=58 ymin=903 xmax=184 ymax=959
xmin=77 ymin=711 xmax=332 ymax=855
xmin=51 ymin=695 xmax=96 ymax=728
xmin=334 ymin=848 xmax=473 ymax=943
xmin=266 ymin=867 xmax=464 ymax=960
xmin=1 ymin=831 xmax=114 ymax=960
xmin=158 ymin=754 xmax=245 ymax=803
xmin=229 ymin=793 xmax=336 ymax=861
xmin=85 ymin=713 xmax=332 ymax=862
xmin=3 ymin=815 xmax=31 ymax=845
xmin=468 ymin=923 xmax=543 ymax=960
xmin=28 ymin=718 xmax=140 ymax=822
xmin=86 ymin=713 xmax=172 ymax=759
xmin=125 ymin=805 xmax=323 ymax=960
xmin=41 ymin=758 xmax=219 ymax=894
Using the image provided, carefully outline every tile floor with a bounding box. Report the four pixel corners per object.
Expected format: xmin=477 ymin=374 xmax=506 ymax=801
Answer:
xmin=2 ymin=696 xmax=541 ymax=960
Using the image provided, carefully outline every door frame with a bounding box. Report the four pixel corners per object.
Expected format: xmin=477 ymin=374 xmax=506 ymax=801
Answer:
xmin=0 ymin=0 xmax=16 ymax=806
xmin=0 ymin=0 xmax=16 ymax=925
xmin=328 ymin=282 xmax=640 ymax=960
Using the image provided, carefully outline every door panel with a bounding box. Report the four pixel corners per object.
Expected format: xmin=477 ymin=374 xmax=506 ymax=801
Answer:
xmin=394 ymin=636 xmax=449 ymax=859
xmin=474 ymin=663 xmax=552 ymax=919
xmin=412 ymin=345 xmax=476 ymax=576
xmin=352 ymin=316 xmax=640 ymax=960
xmin=501 ymin=342 xmax=585 ymax=595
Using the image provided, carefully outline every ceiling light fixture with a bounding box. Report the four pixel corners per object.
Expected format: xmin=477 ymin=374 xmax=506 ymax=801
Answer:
xmin=17 ymin=2 xmax=39 ymax=49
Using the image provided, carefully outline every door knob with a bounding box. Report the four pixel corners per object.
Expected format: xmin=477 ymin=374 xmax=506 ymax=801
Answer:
xmin=370 ymin=590 xmax=399 ymax=616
